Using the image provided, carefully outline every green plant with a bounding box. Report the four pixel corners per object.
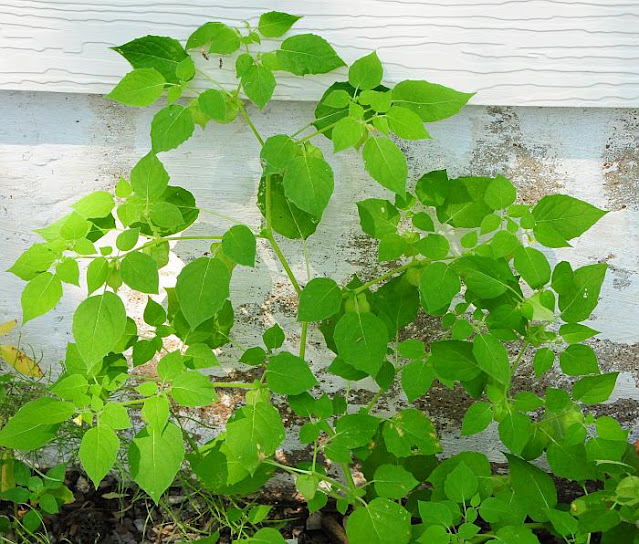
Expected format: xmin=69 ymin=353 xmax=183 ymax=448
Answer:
xmin=2 ymin=10 xmax=637 ymax=544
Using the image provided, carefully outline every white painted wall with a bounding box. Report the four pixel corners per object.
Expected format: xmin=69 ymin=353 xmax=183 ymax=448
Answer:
xmin=1 ymin=91 xmax=637 ymax=456
xmin=2 ymin=1 xmax=639 ymax=106
xmin=1 ymin=1 xmax=637 ymax=459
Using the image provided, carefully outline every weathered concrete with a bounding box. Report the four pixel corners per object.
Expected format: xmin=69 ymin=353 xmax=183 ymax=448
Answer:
xmin=1 ymin=91 xmax=637 ymax=460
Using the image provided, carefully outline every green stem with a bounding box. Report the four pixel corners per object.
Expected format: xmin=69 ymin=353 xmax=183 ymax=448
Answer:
xmin=365 ymin=390 xmax=384 ymax=413
xmin=239 ymin=103 xmax=264 ymax=146
xmin=118 ymin=399 xmax=145 ymax=407
xmin=300 ymin=322 xmax=308 ymax=359
xmin=265 ymin=460 xmax=365 ymax=506
xmin=195 ymin=68 xmax=227 ymax=92
xmin=265 ymin=232 xmax=302 ymax=295
xmin=210 ymin=381 xmax=258 ymax=389
xmin=511 ymin=341 xmax=530 ymax=375
xmin=354 ymin=262 xmax=414 ymax=294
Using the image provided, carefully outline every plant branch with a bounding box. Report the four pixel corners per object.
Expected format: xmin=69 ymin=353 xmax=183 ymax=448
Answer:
xmin=354 ymin=262 xmax=414 ymax=294
xmin=239 ymin=103 xmax=264 ymax=146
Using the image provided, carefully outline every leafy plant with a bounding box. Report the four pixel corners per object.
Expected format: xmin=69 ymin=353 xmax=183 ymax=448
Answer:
xmin=3 ymin=10 xmax=638 ymax=544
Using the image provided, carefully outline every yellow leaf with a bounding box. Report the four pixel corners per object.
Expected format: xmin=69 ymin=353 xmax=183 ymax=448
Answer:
xmin=0 ymin=320 xmax=17 ymax=337
xmin=0 ymin=345 xmax=44 ymax=378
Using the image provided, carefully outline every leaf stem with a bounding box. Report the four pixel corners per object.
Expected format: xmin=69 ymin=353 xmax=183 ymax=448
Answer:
xmin=511 ymin=341 xmax=530 ymax=376
xmin=365 ymin=390 xmax=383 ymax=413
xmin=265 ymin=231 xmax=302 ymax=295
xmin=210 ymin=381 xmax=258 ymax=389
xmin=239 ymin=103 xmax=264 ymax=146
xmin=353 ymin=262 xmax=414 ymax=294
xmin=300 ymin=322 xmax=308 ymax=359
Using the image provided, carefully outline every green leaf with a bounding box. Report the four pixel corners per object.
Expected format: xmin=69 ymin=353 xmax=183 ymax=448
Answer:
xmin=150 ymin=201 xmax=184 ymax=228
xmin=362 ymin=137 xmax=407 ymax=196
xmin=51 ymin=374 xmax=88 ymax=402
xmin=506 ymin=454 xmax=557 ymax=522
xmin=73 ymin=292 xmax=127 ymax=365
xmin=346 ymin=498 xmax=411 ymax=544
xmin=430 ymin=340 xmax=480 ymax=382
xmin=374 ymin=464 xmax=418 ymax=499
xmin=107 ymin=68 xmax=166 ymax=106
xmin=418 ymin=501 xmax=454 ymax=527
xmin=260 ymin=135 xmax=298 ymax=175
xmin=141 ymin=395 xmax=169 ymax=430
xmin=544 ymin=508 xmax=578 ymax=537
xmin=247 ymin=528 xmax=286 ymax=543
xmin=171 ymin=371 xmax=218 ymax=406
xmin=265 ymin=352 xmax=318 ymax=395
xmin=225 ymin=402 xmax=285 ymax=473
xmin=72 ymin=191 xmax=115 ymax=219
xmin=56 ymin=258 xmax=79 ymax=286
xmin=277 ymin=34 xmax=345 ymax=76
xmin=573 ymin=372 xmax=618 ymax=404
xmin=495 ymin=526 xmax=540 ymax=544
xmin=392 ymin=80 xmax=473 ymax=122
xmin=559 ymin=344 xmax=599 ymax=376
xmin=298 ymin=278 xmax=342 ymax=322
xmin=120 ymin=251 xmax=159 ymax=294
xmin=113 ymin=36 xmax=187 ymax=83
xmin=547 ymin=441 xmax=594 ymax=481
xmin=282 ymin=155 xmax=334 ymax=216
xmin=348 ymin=52 xmax=383 ymax=91
xmin=499 ymin=412 xmax=532 ymax=455
xmin=514 ymin=247 xmax=550 ymax=289
xmin=86 ymin=257 xmax=109 ymax=295
xmin=186 ymin=22 xmax=240 ymax=54
xmin=533 ymin=348 xmax=555 ymax=376
xmin=242 ymin=64 xmax=276 ymax=109
xmin=419 ymin=263 xmax=460 ymax=314
xmin=484 ymin=175 xmax=516 ymax=210
xmin=461 ymin=402 xmax=493 ymax=435
xmin=258 ymin=11 xmax=301 ymax=38
xmin=453 ymin=256 xmax=515 ymax=299
xmin=143 ymin=297 xmax=166 ymax=327
xmin=417 ymin=234 xmax=450 ymax=259
xmin=79 ymin=425 xmax=119 ymax=488
xmin=99 ymin=402 xmax=131 ymax=430
xmin=0 ymin=398 xmax=72 ymax=450
xmin=332 ymin=117 xmax=364 ymax=152
xmin=401 ymin=360 xmax=434 ymax=402
xmin=382 ymin=409 xmax=440 ymax=457
xmin=222 ymin=225 xmax=256 ymax=267
xmin=559 ymin=323 xmax=599 ymax=344
xmin=60 ymin=212 xmax=90 ymax=241
xmin=444 ymin=461 xmax=478 ymax=503
xmin=21 ymin=272 xmax=63 ymax=323
xmin=334 ymin=312 xmax=389 ymax=376
xmin=150 ymin=104 xmax=194 ymax=152
xmin=240 ymin=346 xmax=267 ymax=366
xmin=198 ymin=89 xmax=226 ymax=122
xmin=129 ymin=423 xmax=185 ymax=503
xmin=176 ymin=257 xmax=231 ymax=328
xmin=559 ymin=263 xmax=607 ymax=323
xmin=8 ymin=243 xmax=58 ymax=281
xmin=130 ymin=152 xmax=169 ymax=202
xmin=185 ymin=343 xmax=219 ymax=369
xmin=115 ymin=229 xmax=139 ymax=252
xmin=360 ymin=89 xmax=392 ymax=112
xmin=387 ymin=106 xmax=429 ymax=140
xmin=532 ymin=195 xmax=607 ymax=248
xmin=472 ymin=334 xmax=510 ymax=384
xmin=357 ymin=199 xmax=400 ymax=239
xmin=263 ymin=324 xmax=285 ymax=350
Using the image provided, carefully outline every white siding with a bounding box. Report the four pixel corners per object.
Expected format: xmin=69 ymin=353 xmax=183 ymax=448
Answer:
xmin=2 ymin=0 xmax=639 ymax=106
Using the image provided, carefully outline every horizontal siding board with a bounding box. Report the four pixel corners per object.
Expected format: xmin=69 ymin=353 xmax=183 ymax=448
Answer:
xmin=2 ymin=0 xmax=639 ymax=106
